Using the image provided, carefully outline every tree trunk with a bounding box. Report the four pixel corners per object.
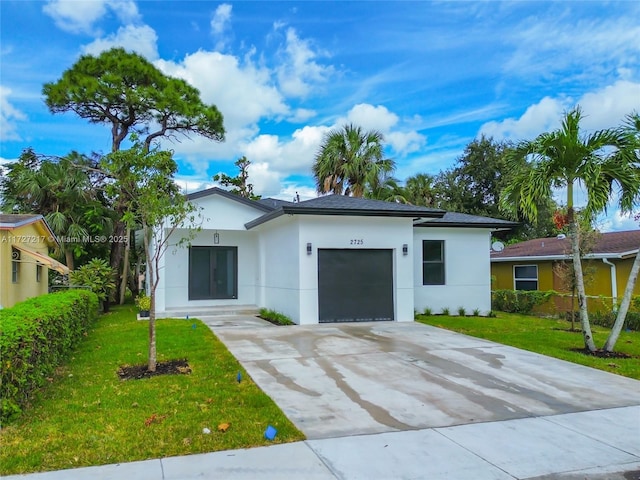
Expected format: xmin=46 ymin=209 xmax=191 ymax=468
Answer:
xmin=64 ymin=248 xmax=74 ymax=271
xmin=119 ymin=227 xmax=130 ymax=304
xmin=603 ymin=251 xmax=640 ymax=352
xmin=143 ymin=224 xmax=157 ymax=372
xmin=570 ymin=218 xmax=597 ymax=352
xmin=110 ymin=220 xmax=126 ymax=299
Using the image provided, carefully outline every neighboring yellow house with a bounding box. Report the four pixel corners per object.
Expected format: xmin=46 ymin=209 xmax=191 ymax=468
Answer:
xmin=0 ymin=214 xmax=69 ymax=309
xmin=491 ymin=230 xmax=640 ymax=313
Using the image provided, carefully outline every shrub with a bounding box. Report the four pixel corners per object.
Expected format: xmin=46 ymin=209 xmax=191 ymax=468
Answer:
xmin=135 ymin=294 xmax=151 ymax=311
xmin=258 ymin=308 xmax=295 ymax=326
xmin=590 ymin=310 xmax=640 ymax=331
xmin=457 ymin=307 xmax=466 ymax=317
xmin=441 ymin=307 xmax=450 ymax=316
xmin=492 ymin=289 xmax=555 ymax=314
xmin=69 ymin=258 xmax=115 ymax=310
xmin=423 ymin=307 xmax=432 ymax=316
xmin=472 ymin=308 xmax=481 ymax=317
xmin=0 ymin=290 xmax=99 ymax=424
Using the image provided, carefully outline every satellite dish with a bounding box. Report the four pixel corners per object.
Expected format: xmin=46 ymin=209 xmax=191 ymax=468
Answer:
xmin=491 ymin=241 xmax=505 ymax=252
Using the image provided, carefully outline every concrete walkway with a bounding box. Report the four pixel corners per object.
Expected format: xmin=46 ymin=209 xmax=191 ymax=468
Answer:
xmin=4 ymin=318 xmax=640 ymax=479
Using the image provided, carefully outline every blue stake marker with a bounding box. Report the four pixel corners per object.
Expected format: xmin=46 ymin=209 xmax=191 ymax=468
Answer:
xmin=237 ymin=371 xmax=242 ymax=383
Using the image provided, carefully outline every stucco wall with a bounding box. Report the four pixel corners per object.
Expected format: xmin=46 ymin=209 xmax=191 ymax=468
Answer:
xmin=297 ymin=215 xmax=414 ymax=324
xmin=0 ymin=223 xmax=51 ymax=308
xmin=414 ymin=227 xmax=492 ymax=315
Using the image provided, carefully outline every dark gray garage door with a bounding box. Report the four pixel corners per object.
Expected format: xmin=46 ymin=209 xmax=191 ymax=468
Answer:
xmin=318 ymin=249 xmax=394 ymax=323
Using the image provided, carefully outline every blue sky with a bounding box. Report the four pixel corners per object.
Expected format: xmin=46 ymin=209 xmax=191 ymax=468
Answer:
xmin=1 ymin=1 xmax=639 ymax=231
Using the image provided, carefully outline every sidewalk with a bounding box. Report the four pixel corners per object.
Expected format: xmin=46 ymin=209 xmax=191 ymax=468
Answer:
xmin=4 ymin=405 xmax=639 ymax=480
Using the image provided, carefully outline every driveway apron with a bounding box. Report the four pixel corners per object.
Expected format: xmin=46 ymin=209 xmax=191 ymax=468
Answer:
xmin=208 ymin=320 xmax=640 ymax=440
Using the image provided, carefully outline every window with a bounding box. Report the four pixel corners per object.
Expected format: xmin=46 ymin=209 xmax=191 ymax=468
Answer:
xmin=36 ymin=264 xmax=42 ymax=283
xmin=514 ymin=265 xmax=538 ymax=290
xmin=11 ymin=249 xmax=19 ymax=283
xmin=189 ymin=246 xmax=238 ymax=300
xmin=422 ymin=240 xmax=445 ymax=285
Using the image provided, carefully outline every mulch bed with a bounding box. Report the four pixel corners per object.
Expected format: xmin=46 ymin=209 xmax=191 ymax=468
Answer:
xmin=571 ymin=348 xmax=632 ymax=359
xmin=117 ymin=359 xmax=191 ymax=380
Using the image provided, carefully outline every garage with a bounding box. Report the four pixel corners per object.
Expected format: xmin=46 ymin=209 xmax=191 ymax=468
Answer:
xmin=318 ymin=249 xmax=394 ymax=323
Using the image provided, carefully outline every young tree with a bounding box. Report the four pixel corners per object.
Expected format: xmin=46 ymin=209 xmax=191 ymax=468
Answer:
xmin=213 ymin=156 xmax=260 ymax=199
xmin=43 ymin=47 xmax=225 ymax=296
xmin=312 ymin=124 xmax=394 ymax=197
xmin=501 ymin=107 xmax=639 ymax=352
xmin=101 ymin=141 xmax=199 ymax=372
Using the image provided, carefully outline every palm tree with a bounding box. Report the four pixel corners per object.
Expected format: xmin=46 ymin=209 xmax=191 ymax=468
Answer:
xmin=604 ymin=112 xmax=640 ymax=352
xmin=312 ymin=124 xmax=395 ymax=197
xmin=404 ymin=173 xmax=437 ymax=206
xmin=501 ymin=107 xmax=639 ymax=352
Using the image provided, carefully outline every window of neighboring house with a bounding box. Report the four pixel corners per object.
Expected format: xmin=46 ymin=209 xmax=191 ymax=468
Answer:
xmin=188 ymin=246 xmax=238 ymax=300
xmin=422 ymin=240 xmax=445 ymax=285
xmin=514 ymin=265 xmax=538 ymax=290
xmin=36 ymin=264 xmax=42 ymax=283
xmin=11 ymin=249 xmax=19 ymax=283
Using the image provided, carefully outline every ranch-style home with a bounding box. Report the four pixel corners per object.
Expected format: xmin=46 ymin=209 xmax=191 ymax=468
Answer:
xmin=491 ymin=230 xmax=640 ymax=313
xmin=154 ymin=188 xmax=516 ymax=324
xmin=0 ymin=214 xmax=69 ymax=309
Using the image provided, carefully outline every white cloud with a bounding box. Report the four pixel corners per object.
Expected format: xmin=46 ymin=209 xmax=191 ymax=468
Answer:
xmin=211 ymin=4 xmax=232 ymax=36
xmin=597 ymin=210 xmax=639 ymax=233
xmin=276 ymin=27 xmax=333 ymax=98
xmin=346 ymin=104 xmax=398 ymax=132
xmin=0 ymin=86 xmax=27 ymax=141
xmin=82 ymin=24 xmax=159 ymax=60
xmin=577 ymin=81 xmax=640 ymax=131
xmin=479 ymin=80 xmax=640 ymax=141
xmin=479 ymin=96 xmax=566 ymax=141
xmin=289 ymin=108 xmax=316 ymax=123
xmin=43 ymin=0 xmax=139 ymax=35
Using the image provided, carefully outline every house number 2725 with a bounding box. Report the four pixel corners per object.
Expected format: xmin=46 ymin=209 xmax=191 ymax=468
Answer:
xmin=350 ymin=239 xmax=364 ymax=245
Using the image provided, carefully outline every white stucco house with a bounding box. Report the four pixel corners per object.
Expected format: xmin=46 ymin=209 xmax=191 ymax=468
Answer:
xmin=153 ymin=187 xmax=515 ymax=324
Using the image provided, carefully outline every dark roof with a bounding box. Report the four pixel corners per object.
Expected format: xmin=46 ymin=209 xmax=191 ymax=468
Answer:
xmin=415 ymin=212 xmax=518 ymax=229
xmin=245 ymin=195 xmax=445 ymax=229
xmin=186 ymin=187 xmax=273 ymax=212
xmin=0 ymin=214 xmax=44 ymax=228
xmin=491 ymin=230 xmax=640 ymax=261
xmin=257 ymin=198 xmax=294 ymax=209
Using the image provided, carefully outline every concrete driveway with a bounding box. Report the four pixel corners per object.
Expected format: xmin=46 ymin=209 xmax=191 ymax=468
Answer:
xmin=208 ymin=319 xmax=640 ymax=440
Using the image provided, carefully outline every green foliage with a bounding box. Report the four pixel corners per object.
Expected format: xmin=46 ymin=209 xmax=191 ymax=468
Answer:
xmin=492 ymin=289 xmax=555 ymax=314
xmin=0 ymin=306 xmax=304 ymax=474
xmin=313 ymin=123 xmax=394 ymax=197
xmin=69 ymin=258 xmax=115 ymax=303
xmin=43 ymin=47 xmax=224 ymax=153
xmin=0 ymin=290 xmax=99 ymax=424
xmin=423 ymin=307 xmax=432 ymax=316
xmin=457 ymin=307 xmax=466 ymax=316
xmin=135 ymin=293 xmax=151 ymax=311
xmin=213 ymin=156 xmax=260 ymax=200
xmin=472 ymin=308 xmax=481 ymax=317
xmin=259 ymin=308 xmax=295 ymax=326
xmin=441 ymin=307 xmax=450 ymax=315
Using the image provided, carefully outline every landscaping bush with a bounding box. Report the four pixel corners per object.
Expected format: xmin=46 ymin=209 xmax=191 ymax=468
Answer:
xmin=591 ymin=310 xmax=640 ymax=331
xmin=492 ymin=289 xmax=555 ymax=315
xmin=0 ymin=290 xmax=99 ymax=424
xmin=258 ymin=308 xmax=295 ymax=325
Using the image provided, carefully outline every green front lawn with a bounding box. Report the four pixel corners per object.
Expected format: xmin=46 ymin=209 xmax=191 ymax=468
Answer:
xmin=0 ymin=305 xmax=304 ymax=475
xmin=416 ymin=312 xmax=640 ymax=380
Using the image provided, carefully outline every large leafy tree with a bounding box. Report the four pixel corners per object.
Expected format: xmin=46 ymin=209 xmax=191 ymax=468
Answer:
xmin=213 ymin=156 xmax=260 ymax=199
xmin=102 ymin=141 xmax=199 ymax=372
xmin=433 ymin=136 xmax=558 ymax=241
xmin=0 ymin=149 xmax=112 ymax=270
xmin=313 ymin=124 xmax=395 ymax=197
xmin=43 ymin=47 xmax=225 ymax=296
xmin=501 ymin=107 xmax=639 ymax=352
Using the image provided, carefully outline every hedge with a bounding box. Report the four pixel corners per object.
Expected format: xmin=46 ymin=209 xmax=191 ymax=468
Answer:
xmin=491 ymin=289 xmax=555 ymax=314
xmin=0 ymin=290 xmax=99 ymax=424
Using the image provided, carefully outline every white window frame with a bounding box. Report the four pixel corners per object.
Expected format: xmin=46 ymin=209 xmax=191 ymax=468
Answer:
xmin=513 ymin=264 xmax=538 ymax=291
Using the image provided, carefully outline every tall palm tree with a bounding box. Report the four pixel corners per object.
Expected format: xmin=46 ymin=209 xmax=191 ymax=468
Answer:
xmin=604 ymin=112 xmax=640 ymax=352
xmin=404 ymin=173 xmax=436 ymax=206
xmin=501 ymin=107 xmax=639 ymax=352
xmin=313 ymin=124 xmax=395 ymax=197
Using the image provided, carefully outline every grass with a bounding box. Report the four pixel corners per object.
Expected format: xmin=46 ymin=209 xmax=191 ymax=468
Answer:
xmin=416 ymin=312 xmax=640 ymax=380
xmin=258 ymin=308 xmax=295 ymax=326
xmin=0 ymin=305 xmax=304 ymax=475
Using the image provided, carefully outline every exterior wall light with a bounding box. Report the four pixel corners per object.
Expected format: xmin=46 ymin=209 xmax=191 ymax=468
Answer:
xmin=214 ymin=232 xmax=220 ymax=244
xmin=402 ymin=244 xmax=408 ymax=256
xmin=307 ymin=243 xmax=312 ymax=255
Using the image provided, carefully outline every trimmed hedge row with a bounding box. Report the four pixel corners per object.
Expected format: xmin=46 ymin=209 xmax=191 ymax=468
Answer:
xmin=0 ymin=290 xmax=99 ymax=424
xmin=491 ymin=289 xmax=555 ymax=314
